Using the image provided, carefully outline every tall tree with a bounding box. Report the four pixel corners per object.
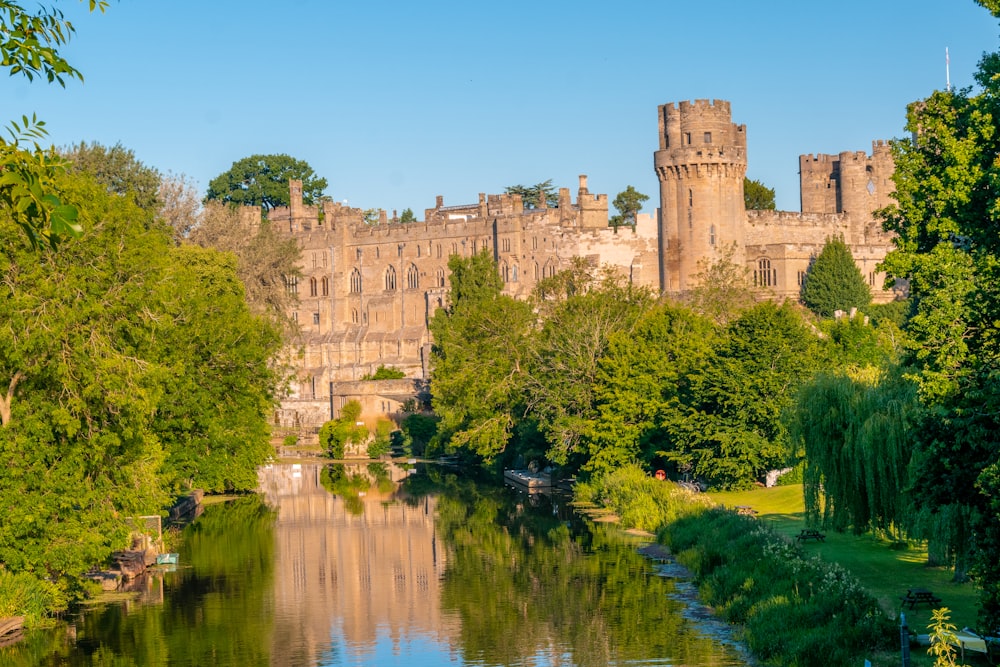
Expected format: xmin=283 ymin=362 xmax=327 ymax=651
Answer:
xmin=801 ymin=236 xmax=871 ymax=317
xmin=429 ymin=251 xmax=534 ymax=462
xmin=206 ymin=154 xmax=328 ymax=211
xmin=743 ymin=177 xmax=776 ymax=210
xmin=684 ymin=243 xmax=757 ymax=326
xmin=504 ymin=180 xmax=558 ymax=208
xmin=878 ymin=3 xmax=1000 ymax=627
xmin=609 ymin=186 xmax=649 ymax=230
xmin=62 ymin=141 xmax=161 ymax=210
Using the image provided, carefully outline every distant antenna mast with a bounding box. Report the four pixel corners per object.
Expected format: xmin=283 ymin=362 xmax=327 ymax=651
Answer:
xmin=946 ymin=47 xmax=951 ymax=92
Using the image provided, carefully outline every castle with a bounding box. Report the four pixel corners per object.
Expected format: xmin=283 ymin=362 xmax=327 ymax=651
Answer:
xmin=270 ymin=99 xmax=899 ymax=429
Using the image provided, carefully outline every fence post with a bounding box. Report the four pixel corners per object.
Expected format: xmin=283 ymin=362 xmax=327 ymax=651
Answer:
xmin=900 ymin=613 xmax=911 ymax=667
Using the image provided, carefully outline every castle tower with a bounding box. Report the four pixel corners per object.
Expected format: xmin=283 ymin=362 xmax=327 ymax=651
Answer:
xmin=654 ymin=100 xmax=747 ymax=293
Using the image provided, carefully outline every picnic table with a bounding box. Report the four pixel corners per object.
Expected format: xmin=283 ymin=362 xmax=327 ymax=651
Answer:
xmin=734 ymin=505 xmax=757 ymax=517
xmin=901 ymin=587 xmax=942 ymax=609
xmin=796 ymin=528 xmax=826 ymax=543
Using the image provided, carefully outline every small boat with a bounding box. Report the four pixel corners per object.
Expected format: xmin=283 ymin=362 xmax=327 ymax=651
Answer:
xmin=504 ymin=469 xmax=552 ymax=491
xmin=155 ymin=553 xmax=179 ymax=565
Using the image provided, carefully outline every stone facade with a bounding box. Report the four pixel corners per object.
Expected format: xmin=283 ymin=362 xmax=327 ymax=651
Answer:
xmin=273 ymin=99 xmax=899 ymax=428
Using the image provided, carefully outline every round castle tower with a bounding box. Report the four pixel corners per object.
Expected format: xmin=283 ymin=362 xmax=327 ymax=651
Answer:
xmin=654 ymin=99 xmax=747 ymax=293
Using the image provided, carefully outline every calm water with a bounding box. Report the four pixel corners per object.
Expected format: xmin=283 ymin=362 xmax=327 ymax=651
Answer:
xmin=4 ymin=463 xmax=748 ymax=666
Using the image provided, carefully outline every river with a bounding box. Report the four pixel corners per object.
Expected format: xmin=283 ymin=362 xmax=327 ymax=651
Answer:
xmin=3 ymin=463 xmax=748 ymax=666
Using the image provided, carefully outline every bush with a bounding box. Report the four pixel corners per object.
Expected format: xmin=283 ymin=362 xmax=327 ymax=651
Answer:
xmin=663 ymin=507 xmax=894 ymax=666
xmin=0 ymin=569 xmax=66 ymax=627
xmin=282 ymin=434 xmax=298 ymax=448
xmin=361 ymin=365 xmax=405 ymax=380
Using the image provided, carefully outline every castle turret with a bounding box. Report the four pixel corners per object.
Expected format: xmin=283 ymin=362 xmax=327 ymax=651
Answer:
xmin=654 ymin=100 xmax=747 ymax=293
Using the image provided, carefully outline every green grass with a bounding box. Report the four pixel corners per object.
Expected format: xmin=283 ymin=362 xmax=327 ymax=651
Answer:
xmin=708 ymin=485 xmax=986 ymax=666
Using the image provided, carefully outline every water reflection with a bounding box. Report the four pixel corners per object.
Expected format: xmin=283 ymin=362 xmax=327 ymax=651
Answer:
xmin=8 ymin=463 xmax=746 ymax=666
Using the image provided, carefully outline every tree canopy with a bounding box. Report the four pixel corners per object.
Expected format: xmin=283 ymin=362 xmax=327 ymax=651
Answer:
xmin=743 ymin=178 xmax=776 ymax=210
xmin=206 ymin=154 xmax=328 ymax=211
xmin=504 ymin=180 xmax=558 ymax=208
xmin=801 ymin=236 xmax=871 ymax=317
xmin=610 ymin=185 xmax=649 ymax=230
xmin=0 ymin=1 xmax=109 ymax=249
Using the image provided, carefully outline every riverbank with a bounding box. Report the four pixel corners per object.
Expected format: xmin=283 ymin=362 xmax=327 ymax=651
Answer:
xmin=576 ymin=466 xmax=986 ymax=667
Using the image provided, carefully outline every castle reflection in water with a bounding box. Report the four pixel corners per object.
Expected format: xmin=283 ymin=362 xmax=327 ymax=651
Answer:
xmin=257 ymin=463 xmax=456 ymax=664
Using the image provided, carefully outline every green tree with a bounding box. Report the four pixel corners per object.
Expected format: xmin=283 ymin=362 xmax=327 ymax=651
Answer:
xmin=666 ymin=302 xmax=817 ymax=489
xmin=1 ymin=1 xmax=108 ymax=249
xmin=801 ymin=236 xmax=871 ymax=317
xmin=205 ymin=154 xmax=328 ymax=211
xmin=430 ymin=251 xmax=534 ymax=462
xmin=589 ymin=303 xmax=718 ymax=475
xmin=609 ymin=185 xmax=649 ymax=230
xmin=743 ymin=177 xmax=776 ymax=210
xmin=399 ymin=207 xmax=416 ymax=223
xmin=877 ymin=5 xmax=1000 ymax=625
xmin=504 ymin=180 xmax=558 ymax=208
xmin=319 ymin=401 xmax=368 ymax=459
xmin=62 ymin=141 xmax=161 ymax=210
xmin=684 ymin=243 xmax=756 ymax=326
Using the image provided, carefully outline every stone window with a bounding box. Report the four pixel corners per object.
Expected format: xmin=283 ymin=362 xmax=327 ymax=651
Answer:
xmin=321 ymin=276 xmax=329 ymax=296
xmin=755 ymin=258 xmax=776 ymax=287
xmin=284 ymin=275 xmax=298 ymax=296
xmin=322 ymin=252 xmax=327 ymax=268
xmin=501 ymin=262 xmax=510 ymax=282
xmin=688 ymin=189 xmax=693 ymax=207
xmin=291 ymin=311 xmax=298 ymax=323
xmin=512 ymin=265 xmax=518 ymax=282
xmin=351 ymin=308 xmax=359 ymax=324
xmin=436 ymin=268 xmax=445 ymax=287
xmin=437 ymin=244 xmax=442 ymax=258
xmin=684 ymin=132 xmax=691 ymax=145
xmin=385 ymin=266 xmax=397 ymax=291
xmin=309 ymin=277 xmax=318 ymax=297
xmin=350 ymin=268 xmax=362 ymax=294
xmin=704 ymin=132 xmax=712 ymax=144
xmin=312 ymin=252 xmax=317 ymax=268
xmin=406 ymin=264 xmax=419 ymax=290
xmin=312 ymin=312 xmax=320 ymax=325
xmin=709 ymin=225 xmax=716 ymax=246
xmin=356 ymin=248 xmax=362 ymax=260
xmin=797 ymin=270 xmax=806 ymax=286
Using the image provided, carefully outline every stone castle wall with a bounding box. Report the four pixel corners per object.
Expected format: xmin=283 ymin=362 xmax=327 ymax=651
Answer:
xmin=274 ymin=99 xmax=900 ymax=429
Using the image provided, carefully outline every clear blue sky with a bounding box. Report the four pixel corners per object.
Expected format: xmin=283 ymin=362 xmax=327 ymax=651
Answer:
xmin=4 ymin=0 xmax=997 ymax=214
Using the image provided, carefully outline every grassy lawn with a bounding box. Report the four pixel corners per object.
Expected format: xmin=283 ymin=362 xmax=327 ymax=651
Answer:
xmin=708 ymin=484 xmax=986 ymax=666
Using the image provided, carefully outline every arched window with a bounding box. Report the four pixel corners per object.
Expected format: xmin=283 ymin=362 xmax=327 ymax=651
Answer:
xmin=436 ymin=268 xmax=445 ymax=287
xmin=284 ymin=275 xmax=298 ymax=296
xmin=309 ymin=277 xmax=318 ymax=297
xmin=351 ymin=308 xmax=359 ymax=324
xmin=385 ymin=266 xmax=397 ymax=291
xmin=406 ymin=263 xmax=419 ymax=290
xmin=349 ymin=268 xmax=362 ymax=294
xmin=512 ymin=265 xmax=519 ymax=282
xmin=755 ymin=258 xmax=776 ymax=287
xmin=501 ymin=262 xmax=510 ymax=282
xmin=321 ymin=276 xmax=329 ymax=296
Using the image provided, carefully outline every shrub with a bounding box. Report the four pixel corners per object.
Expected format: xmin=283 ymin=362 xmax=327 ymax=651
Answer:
xmin=282 ymin=434 xmax=298 ymax=448
xmin=361 ymin=365 xmax=405 ymax=380
xmin=0 ymin=569 xmax=66 ymax=627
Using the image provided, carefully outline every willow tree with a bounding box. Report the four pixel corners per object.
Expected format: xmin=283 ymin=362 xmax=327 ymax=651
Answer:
xmin=790 ymin=371 xmax=917 ymax=536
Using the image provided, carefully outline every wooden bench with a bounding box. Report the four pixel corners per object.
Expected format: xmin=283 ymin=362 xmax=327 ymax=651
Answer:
xmin=796 ymin=529 xmax=826 ymax=542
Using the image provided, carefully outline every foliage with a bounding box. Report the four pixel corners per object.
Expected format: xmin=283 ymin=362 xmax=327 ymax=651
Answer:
xmin=663 ymin=507 xmax=894 ymax=666
xmin=188 ymin=200 xmax=302 ymax=327
xmin=525 ymin=272 xmax=652 ymax=470
xmin=1 ymin=0 xmax=108 ymax=249
xmin=927 ymin=608 xmax=960 ymax=667
xmin=589 ymin=302 xmax=717 ymax=476
xmin=0 ymin=569 xmax=66 ymax=628
xmin=789 ymin=370 xmax=917 ymax=535
xmin=282 ymin=434 xmax=298 ymax=448
xmin=319 ymin=400 xmax=368 ymax=459
xmin=743 ymin=177 xmax=776 ymax=210
xmin=877 ymin=15 xmax=1000 ymax=627
xmin=684 ymin=243 xmax=757 ymax=326
xmin=609 ymin=185 xmax=649 ymax=229
xmin=399 ymin=412 xmax=439 ymax=457
xmin=504 ymin=180 xmax=557 ymax=208
xmin=205 ymin=154 xmax=328 ymax=211
xmin=62 ymin=141 xmax=161 ymax=211
xmin=663 ymin=302 xmax=818 ymax=489
xmin=801 ymin=236 xmax=872 ymax=317
xmin=0 ymin=166 xmax=282 ymax=617
xmin=574 ymin=464 xmax=712 ymax=532
xmin=368 ymin=419 xmax=394 ymax=458
xmin=399 ymin=207 xmax=416 ymax=223
xmin=430 ymin=252 xmax=534 ymax=462
xmin=361 ymin=365 xmax=405 ymax=380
